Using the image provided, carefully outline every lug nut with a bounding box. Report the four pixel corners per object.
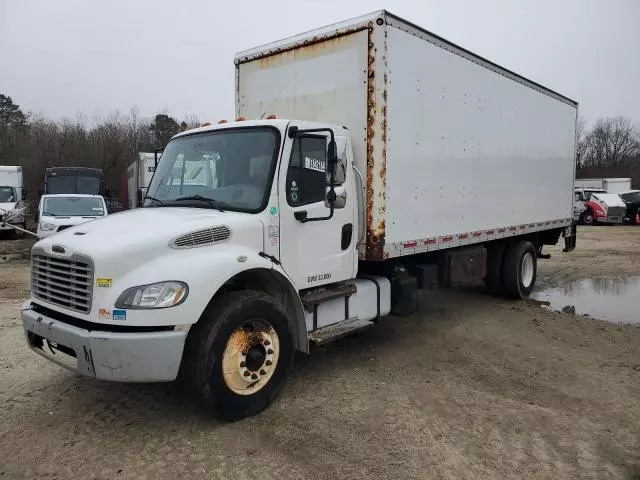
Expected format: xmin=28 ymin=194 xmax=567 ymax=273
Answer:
xmin=267 ymin=349 xmax=274 ymax=355
xmin=240 ymin=361 xmax=246 ymax=368
xmin=251 ymin=373 xmax=258 ymax=380
xmin=266 ymin=360 xmax=272 ymax=366
xmin=260 ymin=369 xmax=266 ymax=375
xmin=264 ymin=339 xmax=271 ymax=346
xmin=243 ymin=371 xmax=250 ymax=377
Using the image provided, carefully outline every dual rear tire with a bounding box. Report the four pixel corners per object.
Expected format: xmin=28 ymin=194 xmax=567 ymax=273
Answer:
xmin=485 ymin=240 xmax=537 ymax=299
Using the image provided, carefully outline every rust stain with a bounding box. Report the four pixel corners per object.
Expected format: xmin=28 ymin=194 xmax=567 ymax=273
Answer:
xmin=238 ymin=25 xmax=369 ymax=67
xmin=365 ymin=22 xmax=386 ymax=260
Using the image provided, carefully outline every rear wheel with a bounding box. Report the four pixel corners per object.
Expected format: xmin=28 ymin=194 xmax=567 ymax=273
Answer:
xmin=501 ymin=241 xmax=537 ymax=299
xmin=181 ymin=290 xmax=294 ymax=421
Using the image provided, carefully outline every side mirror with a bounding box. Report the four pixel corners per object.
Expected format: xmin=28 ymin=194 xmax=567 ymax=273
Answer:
xmin=326 ymin=185 xmax=347 ymax=209
xmin=21 ymin=190 xmax=27 ymax=201
xmin=104 ymin=187 xmax=112 ymax=198
xmin=136 ymin=188 xmax=143 ymax=206
xmin=154 ymin=148 xmax=164 ymax=167
xmin=35 ymin=210 xmax=39 ymax=223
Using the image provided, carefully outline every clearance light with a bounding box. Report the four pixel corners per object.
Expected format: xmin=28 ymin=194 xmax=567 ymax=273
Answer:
xmin=218 ymin=119 xmax=228 ymax=124
xmin=236 ymin=116 xmax=246 ymax=121
xmin=266 ymin=114 xmax=277 ymax=119
xmin=202 ymin=122 xmax=212 ymax=127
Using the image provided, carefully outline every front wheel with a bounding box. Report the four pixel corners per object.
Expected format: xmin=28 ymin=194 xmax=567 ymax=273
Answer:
xmin=501 ymin=241 xmax=537 ymax=299
xmin=181 ymin=290 xmax=294 ymax=421
xmin=580 ymin=211 xmax=594 ymax=226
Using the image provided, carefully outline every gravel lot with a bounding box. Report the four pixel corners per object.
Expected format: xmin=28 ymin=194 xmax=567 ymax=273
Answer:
xmin=0 ymin=227 xmax=639 ymax=480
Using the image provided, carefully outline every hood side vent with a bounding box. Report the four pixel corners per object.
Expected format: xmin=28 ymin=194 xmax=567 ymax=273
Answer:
xmin=170 ymin=226 xmax=231 ymax=249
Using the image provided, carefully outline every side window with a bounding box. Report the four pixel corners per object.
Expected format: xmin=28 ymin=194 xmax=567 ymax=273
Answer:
xmin=575 ymin=192 xmax=584 ymax=202
xmin=286 ymin=136 xmax=327 ymax=206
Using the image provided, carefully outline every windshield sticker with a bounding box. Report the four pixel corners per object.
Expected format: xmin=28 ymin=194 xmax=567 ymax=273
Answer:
xmin=290 ymin=181 xmax=299 ymax=203
xmin=96 ymin=278 xmax=112 ymax=288
xmin=304 ymin=156 xmax=326 ymax=173
xmin=98 ymin=308 xmax=111 ymax=320
xmin=112 ymin=309 xmax=127 ymax=321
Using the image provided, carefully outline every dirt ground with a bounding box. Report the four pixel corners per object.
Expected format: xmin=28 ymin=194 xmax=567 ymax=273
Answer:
xmin=0 ymin=227 xmax=638 ymax=480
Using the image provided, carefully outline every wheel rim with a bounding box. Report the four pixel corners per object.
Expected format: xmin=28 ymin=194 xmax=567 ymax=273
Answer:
xmin=521 ymin=252 xmax=535 ymax=288
xmin=222 ymin=319 xmax=280 ymax=396
xmin=584 ymin=213 xmax=593 ymax=224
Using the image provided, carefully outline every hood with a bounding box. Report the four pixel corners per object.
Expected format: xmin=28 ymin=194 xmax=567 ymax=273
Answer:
xmin=0 ymin=202 xmax=18 ymax=212
xmin=592 ymin=194 xmax=626 ymax=208
xmin=33 ymin=207 xmax=265 ymax=267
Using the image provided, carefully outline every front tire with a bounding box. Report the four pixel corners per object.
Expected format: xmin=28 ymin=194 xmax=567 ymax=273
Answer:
xmin=501 ymin=241 xmax=537 ymax=299
xmin=580 ymin=211 xmax=594 ymax=226
xmin=181 ymin=290 xmax=294 ymax=421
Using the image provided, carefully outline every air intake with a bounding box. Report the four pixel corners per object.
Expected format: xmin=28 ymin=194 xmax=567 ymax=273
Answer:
xmin=170 ymin=226 xmax=231 ymax=249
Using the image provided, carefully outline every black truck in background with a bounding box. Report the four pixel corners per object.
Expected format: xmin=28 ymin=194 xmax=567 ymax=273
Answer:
xmin=44 ymin=167 xmax=104 ymax=195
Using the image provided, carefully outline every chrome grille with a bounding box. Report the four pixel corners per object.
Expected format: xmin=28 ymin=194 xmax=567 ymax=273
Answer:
xmin=32 ymin=254 xmax=93 ymax=313
xmin=607 ymin=206 xmax=625 ymax=217
xmin=170 ymin=226 xmax=230 ymax=248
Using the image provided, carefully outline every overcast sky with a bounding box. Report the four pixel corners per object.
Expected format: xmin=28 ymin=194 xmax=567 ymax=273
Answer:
xmin=1 ymin=0 xmax=638 ymax=125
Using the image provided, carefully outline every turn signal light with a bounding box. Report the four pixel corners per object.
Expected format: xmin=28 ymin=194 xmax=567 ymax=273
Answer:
xmin=218 ymin=119 xmax=228 ymax=124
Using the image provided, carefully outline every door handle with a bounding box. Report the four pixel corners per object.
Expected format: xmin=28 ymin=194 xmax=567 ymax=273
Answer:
xmin=294 ymin=211 xmax=308 ymax=222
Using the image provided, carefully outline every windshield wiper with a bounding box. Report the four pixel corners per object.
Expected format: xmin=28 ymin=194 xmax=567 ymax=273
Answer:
xmin=174 ymin=195 xmax=225 ymax=212
xmin=144 ymin=196 xmax=165 ymax=206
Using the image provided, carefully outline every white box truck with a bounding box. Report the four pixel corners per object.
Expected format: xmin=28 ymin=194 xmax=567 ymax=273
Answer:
xmin=126 ymin=153 xmax=157 ymax=209
xmin=575 ymin=178 xmax=631 ymax=193
xmin=0 ymin=165 xmax=27 ymax=235
xmin=21 ymin=11 xmax=577 ymax=420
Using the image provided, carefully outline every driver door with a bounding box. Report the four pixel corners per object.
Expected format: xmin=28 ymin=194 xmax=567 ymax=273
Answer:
xmin=277 ymin=125 xmax=356 ymax=291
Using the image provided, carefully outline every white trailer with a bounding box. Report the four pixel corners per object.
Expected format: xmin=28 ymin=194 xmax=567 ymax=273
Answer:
xmin=127 ymin=153 xmax=156 ymax=209
xmin=574 ymin=178 xmax=631 ymax=194
xmin=21 ymin=11 xmax=577 ymax=420
xmin=0 ymin=165 xmax=26 ymax=235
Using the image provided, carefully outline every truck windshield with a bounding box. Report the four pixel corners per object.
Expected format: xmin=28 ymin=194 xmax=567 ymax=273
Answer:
xmin=0 ymin=186 xmax=15 ymax=202
xmin=145 ymin=128 xmax=279 ymax=212
xmin=621 ymin=192 xmax=640 ymax=203
xmin=46 ymin=176 xmax=101 ymax=195
xmin=43 ymin=197 xmax=105 ymax=217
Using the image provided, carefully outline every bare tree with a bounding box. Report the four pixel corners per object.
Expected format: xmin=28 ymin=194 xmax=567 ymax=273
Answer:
xmin=581 ymin=117 xmax=640 ymax=168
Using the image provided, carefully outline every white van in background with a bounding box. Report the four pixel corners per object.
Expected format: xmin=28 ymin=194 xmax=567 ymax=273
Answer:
xmin=0 ymin=165 xmax=27 ymax=235
xmin=36 ymin=194 xmax=108 ymax=238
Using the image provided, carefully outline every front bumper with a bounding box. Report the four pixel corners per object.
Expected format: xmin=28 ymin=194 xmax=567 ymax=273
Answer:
xmin=597 ymin=216 xmax=623 ymax=224
xmin=21 ymin=302 xmax=186 ymax=382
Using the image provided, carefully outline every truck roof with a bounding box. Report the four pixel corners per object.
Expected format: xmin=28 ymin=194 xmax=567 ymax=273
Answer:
xmin=234 ymin=10 xmax=577 ymax=107
xmin=45 ymin=167 xmax=102 ymax=176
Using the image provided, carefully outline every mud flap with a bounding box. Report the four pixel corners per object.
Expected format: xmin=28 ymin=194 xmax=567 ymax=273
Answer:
xmin=563 ymin=224 xmax=577 ymax=252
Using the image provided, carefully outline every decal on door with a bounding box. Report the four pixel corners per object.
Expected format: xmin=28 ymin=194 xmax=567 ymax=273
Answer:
xmin=307 ymin=273 xmax=332 ymax=283
xmin=112 ymin=309 xmax=127 ymax=321
xmin=289 ymin=181 xmax=299 ymax=203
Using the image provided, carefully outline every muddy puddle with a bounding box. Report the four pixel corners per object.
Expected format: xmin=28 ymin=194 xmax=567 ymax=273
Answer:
xmin=531 ymin=276 xmax=640 ymax=324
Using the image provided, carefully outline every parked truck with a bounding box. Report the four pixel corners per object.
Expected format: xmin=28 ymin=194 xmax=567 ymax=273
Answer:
xmin=574 ymin=178 xmax=631 ymax=194
xmin=0 ymin=165 xmax=27 ymax=236
xmin=21 ymin=11 xmax=577 ymax=420
xmin=44 ymin=167 xmax=104 ymax=196
xmin=125 ymin=153 xmax=157 ymax=209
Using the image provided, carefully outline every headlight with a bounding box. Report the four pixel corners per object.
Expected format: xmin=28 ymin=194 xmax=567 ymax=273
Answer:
xmin=41 ymin=223 xmax=56 ymax=231
xmin=115 ymin=281 xmax=188 ymax=309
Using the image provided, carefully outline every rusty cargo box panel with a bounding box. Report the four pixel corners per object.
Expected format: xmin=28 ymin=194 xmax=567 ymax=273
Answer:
xmin=235 ymin=10 xmax=577 ymax=262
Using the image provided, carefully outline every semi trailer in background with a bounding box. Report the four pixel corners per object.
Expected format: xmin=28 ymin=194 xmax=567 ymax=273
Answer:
xmin=125 ymin=153 xmax=156 ymax=209
xmin=21 ymin=10 xmax=577 ymax=420
xmin=574 ymin=178 xmax=631 ymax=194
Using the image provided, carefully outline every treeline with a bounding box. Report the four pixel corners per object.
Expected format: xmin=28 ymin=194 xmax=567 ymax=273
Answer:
xmin=576 ymin=116 xmax=640 ymax=186
xmin=1 ymin=93 xmax=640 ymax=201
xmin=0 ymin=94 xmax=201 ymax=201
